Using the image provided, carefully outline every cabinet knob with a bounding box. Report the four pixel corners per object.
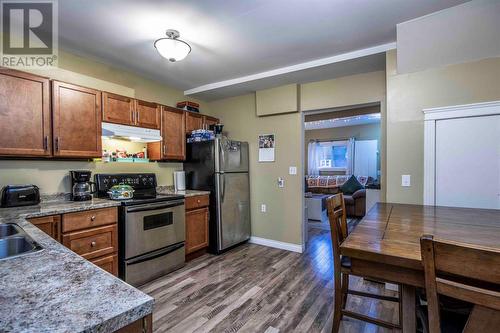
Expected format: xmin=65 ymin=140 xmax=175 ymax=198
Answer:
xmin=197 ymin=199 xmax=201 ymax=203
xmin=91 ymin=241 xmax=96 ymax=247
xmin=90 ymin=215 xmax=96 ymax=221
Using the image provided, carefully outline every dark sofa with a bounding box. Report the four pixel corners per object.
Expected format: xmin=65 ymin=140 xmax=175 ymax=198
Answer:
xmin=305 ymin=175 xmax=367 ymax=218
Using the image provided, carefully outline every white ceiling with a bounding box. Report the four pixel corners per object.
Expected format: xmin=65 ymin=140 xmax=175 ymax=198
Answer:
xmin=305 ymin=113 xmax=381 ymax=130
xmin=58 ymin=0 xmax=469 ymax=100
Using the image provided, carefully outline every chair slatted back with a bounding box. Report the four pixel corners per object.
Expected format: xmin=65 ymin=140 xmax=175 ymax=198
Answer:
xmin=326 ymin=193 xmax=347 ymax=271
xmin=420 ymin=235 xmax=500 ymax=333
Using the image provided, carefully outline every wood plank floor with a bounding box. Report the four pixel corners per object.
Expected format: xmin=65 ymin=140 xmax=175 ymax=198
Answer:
xmin=140 ymin=228 xmax=399 ymax=333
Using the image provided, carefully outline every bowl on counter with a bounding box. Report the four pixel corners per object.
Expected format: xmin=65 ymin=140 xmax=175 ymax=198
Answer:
xmin=107 ymin=184 xmax=134 ymax=200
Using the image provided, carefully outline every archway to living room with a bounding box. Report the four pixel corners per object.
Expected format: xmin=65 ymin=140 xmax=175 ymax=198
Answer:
xmin=301 ymin=102 xmax=383 ymax=244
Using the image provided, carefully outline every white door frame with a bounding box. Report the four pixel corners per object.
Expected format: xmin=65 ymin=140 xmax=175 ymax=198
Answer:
xmin=423 ymin=100 xmax=500 ymax=205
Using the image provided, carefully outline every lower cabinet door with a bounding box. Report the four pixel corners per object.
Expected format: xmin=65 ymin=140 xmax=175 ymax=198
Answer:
xmin=28 ymin=215 xmax=61 ymax=242
xmin=91 ymin=254 xmax=118 ymax=276
xmin=185 ymin=207 xmax=209 ymax=254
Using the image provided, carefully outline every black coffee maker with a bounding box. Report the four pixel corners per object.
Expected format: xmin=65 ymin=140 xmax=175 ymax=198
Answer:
xmin=70 ymin=170 xmax=96 ymax=201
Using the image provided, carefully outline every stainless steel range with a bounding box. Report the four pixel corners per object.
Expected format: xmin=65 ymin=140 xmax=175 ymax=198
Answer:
xmin=95 ymin=173 xmax=185 ymax=286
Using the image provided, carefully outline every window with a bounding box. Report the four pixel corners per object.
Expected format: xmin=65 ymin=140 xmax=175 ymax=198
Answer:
xmin=317 ymin=141 xmax=348 ymax=171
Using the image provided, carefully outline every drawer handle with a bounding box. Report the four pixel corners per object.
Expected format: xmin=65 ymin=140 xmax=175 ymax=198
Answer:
xmin=91 ymin=241 xmax=96 ymax=247
xmin=197 ymin=199 xmax=201 ymax=203
xmin=90 ymin=215 xmax=96 ymax=221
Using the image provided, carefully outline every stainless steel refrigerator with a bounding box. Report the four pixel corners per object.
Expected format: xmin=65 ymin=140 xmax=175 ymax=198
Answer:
xmin=184 ymin=137 xmax=251 ymax=254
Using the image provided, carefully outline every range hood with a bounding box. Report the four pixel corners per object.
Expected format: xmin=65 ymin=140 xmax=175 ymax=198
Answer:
xmin=102 ymin=122 xmax=162 ymax=143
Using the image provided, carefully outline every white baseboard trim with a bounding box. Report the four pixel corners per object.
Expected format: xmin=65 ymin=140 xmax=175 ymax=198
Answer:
xmin=249 ymin=236 xmax=304 ymax=253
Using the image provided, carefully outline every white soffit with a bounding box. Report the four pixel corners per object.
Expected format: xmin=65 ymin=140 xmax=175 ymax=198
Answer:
xmin=184 ymin=43 xmax=395 ymax=98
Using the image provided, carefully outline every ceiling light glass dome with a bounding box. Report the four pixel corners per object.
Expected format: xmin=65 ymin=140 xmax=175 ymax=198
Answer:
xmin=154 ymin=29 xmax=191 ymax=62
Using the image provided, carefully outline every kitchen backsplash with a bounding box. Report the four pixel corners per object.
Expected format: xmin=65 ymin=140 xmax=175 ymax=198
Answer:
xmin=0 ymin=160 xmax=182 ymax=194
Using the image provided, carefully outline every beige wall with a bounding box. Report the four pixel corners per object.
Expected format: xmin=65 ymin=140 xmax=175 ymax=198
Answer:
xmin=0 ymin=160 xmax=182 ymax=194
xmin=0 ymin=50 xmax=205 ymax=194
xmin=206 ymin=70 xmax=387 ymax=246
xmin=386 ymin=50 xmax=500 ymax=204
xmin=304 ymin=123 xmax=381 ymax=174
xmin=208 ymin=94 xmax=303 ymax=245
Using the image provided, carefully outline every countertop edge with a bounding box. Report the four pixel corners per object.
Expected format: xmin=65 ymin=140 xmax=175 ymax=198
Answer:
xmin=0 ymin=199 xmax=154 ymax=333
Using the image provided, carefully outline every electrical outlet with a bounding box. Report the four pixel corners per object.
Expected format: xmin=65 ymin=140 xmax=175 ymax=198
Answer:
xmin=402 ymin=175 xmax=411 ymax=187
xmin=278 ymin=177 xmax=284 ymax=188
xmin=261 ymin=204 xmax=266 ymax=213
xmin=289 ymin=166 xmax=297 ymax=175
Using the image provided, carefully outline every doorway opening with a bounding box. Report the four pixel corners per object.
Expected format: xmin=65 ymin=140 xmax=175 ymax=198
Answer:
xmin=301 ymin=103 xmax=382 ymax=244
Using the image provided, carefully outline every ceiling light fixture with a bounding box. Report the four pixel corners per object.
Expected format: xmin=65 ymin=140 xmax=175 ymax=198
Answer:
xmin=154 ymin=29 xmax=191 ymax=62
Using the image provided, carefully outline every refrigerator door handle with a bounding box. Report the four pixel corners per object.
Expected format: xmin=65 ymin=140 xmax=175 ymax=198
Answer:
xmin=221 ymin=173 xmax=226 ymax=202
xmin=219 ymin=139 xmax=225 ymax=171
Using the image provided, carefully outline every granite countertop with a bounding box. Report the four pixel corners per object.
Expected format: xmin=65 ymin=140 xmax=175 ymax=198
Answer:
xmin=157 ymin=186 xmax=211 ymax=198
xmin=0 ymin=198 xmax=154 ymax=333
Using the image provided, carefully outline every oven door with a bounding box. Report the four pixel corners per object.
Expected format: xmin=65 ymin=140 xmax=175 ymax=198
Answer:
xmin=124 ymin=199 xmax=185 ymax=259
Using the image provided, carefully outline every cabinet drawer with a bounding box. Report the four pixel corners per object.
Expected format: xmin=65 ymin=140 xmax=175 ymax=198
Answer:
xmin=185 ymin=195 xmax=209 ymax=210
xmin=62 ymin=207 xmax=117 ymax=233
xmin=62 ymin=225 xmax=117 ymax=260
xmin=90 ymin=254 xmax=118 ymax=276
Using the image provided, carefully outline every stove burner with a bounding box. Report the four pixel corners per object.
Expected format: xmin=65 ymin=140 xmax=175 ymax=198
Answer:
xmin=94 ymin=173 xmax=183 ymax=205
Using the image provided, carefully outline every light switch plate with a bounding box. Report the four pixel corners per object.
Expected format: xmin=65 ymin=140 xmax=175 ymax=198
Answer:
xmin=261 ymin=204 xmax=266 ymax=212
xmin=289 ymin=166 xmax=297 ymax=175
xmin=402 ymin=175 xmax=411 ymax=187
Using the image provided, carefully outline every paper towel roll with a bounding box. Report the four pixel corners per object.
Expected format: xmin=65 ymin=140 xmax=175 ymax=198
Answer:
xmin=174 ymin=171 xmax=186 ymax=191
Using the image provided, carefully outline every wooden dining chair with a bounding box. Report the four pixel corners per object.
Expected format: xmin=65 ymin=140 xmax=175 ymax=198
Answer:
xmin=420 ymin=235 xmax=500 ymax=333
xmin=326 ymin=193 xmax=402 ymax=333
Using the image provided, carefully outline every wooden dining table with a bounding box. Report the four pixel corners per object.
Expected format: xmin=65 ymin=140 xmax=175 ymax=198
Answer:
xmin=340 ymin=202 xmax=500 ymax=332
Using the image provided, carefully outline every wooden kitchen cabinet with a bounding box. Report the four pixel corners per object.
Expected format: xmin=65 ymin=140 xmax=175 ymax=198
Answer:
xmin=102 ymin=93 xmax=160 ymax=129
xmin=28 ymin=215 xmax=61 ymax=242
xmin=203 ymin=115 xmax=219 ymax=129
xmin=102 ymin=92 xmax=134 ymax=125
xmin=61 ymin=207 xmax=119 ymax=276
xmin=29 ymin=209 xmax=119 ymax=277
xmin=135 ymin=99 xmax=160 ymax=129
xmin=52 ymin=81 xmax=102 ymax=158
xmin=185 ymin=111 xmax=204 ymax=133
xmin=162 ymin=106 xmax=186 ymax=160
xmin=148 ymin=106 xmax=186 ymax=161
xmin=185 ymin=195 xmax=210 ymax=256
xmin=90 ymin=253 xmax=118 ymax=276
xmin=0 ymin=68 xmax=52 ymax=157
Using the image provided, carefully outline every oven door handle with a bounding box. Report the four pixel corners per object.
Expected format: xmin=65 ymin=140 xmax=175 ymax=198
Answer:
xmin=125 ymin=200 xmax=185 ymax=213
xmin=125 ymin=242 xmax=185 ymax=265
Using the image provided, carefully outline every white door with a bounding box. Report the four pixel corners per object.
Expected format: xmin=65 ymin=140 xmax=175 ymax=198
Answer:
xmin=354 ymin=140 xmax=378 ymax=179
xmin=435 ymin=115 xmax=500 ymax=209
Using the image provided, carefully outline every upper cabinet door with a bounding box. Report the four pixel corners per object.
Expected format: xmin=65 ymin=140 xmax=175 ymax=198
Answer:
xmin=0 ymin=69 xmax=51 ymax=157
xmin=162 ymin=106 xmax=186 ymax=160
xmin=135 ymin=100 xmax=160 ymax=129
xmin=185 ymin=111 xmax=203 ymax=133
xmin=102 ymin=92 xmax=134 ymax=125
xmin=52 ymin=81 xmax=102 ymax=158
xmin=203 ymin=115 xmax=219 ymax=129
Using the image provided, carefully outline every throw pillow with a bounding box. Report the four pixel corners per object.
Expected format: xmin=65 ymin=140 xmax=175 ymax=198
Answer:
xmin=340 ymin=175 xmax=364 ymax=195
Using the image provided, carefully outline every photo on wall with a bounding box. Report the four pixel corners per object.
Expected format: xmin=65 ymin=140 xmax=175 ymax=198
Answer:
xmin=258 ymin=134 xmax=275 ymax=162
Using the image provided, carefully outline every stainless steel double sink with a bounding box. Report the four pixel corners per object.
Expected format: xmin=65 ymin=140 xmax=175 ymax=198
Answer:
xmin=0 ymin=223 xmax=43 ymax=260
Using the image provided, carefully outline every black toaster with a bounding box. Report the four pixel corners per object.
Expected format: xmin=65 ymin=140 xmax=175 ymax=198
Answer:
xmin=0 ymin=185 xmax=41 ymax=208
